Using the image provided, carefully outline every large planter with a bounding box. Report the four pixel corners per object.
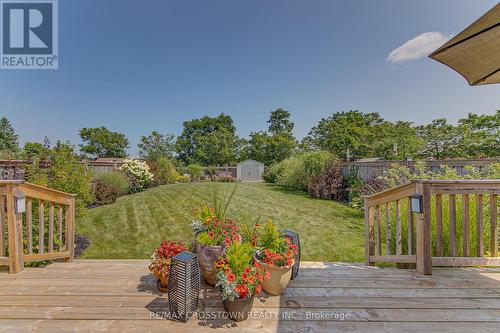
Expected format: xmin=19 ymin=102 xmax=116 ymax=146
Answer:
xmin=195 ymin=241 xmax=226 ymax=286
xmin=254 ymin=256 xmax=293 ymax=296
xmin=223 ymin=295 xmax=254 ymax=322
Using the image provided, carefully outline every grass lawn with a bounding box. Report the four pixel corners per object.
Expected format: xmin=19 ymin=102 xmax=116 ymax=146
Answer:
xmin=77 ymin=182 xmax=365 ymax=262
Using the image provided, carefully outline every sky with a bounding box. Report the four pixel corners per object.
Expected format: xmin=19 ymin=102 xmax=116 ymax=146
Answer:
xmin=1 ymin=0 xmax=499 ymax=155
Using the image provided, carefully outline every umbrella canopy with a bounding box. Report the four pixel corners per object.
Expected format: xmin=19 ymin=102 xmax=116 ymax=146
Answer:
xmin=429 ymin=3 xmax=500 ymax=86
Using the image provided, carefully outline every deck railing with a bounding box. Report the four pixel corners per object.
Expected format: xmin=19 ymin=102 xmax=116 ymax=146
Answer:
xmin=0 ymin=180 xmax=75 ymax=273
xmin=365 ymin=180 xmax=499 ymax=274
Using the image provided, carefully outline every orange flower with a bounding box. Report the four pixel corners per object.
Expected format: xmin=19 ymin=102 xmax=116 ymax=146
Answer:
xmin=255 ymin=284 xmax=262 ymax=295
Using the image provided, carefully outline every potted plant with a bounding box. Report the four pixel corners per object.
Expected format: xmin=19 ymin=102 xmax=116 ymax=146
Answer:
xmin=148 ymin=240 xmax=187 ymax=292
xmin=192 ymin=206 xmax=241 ymax=285
xmin=253 ymin=219 xmax=298 ymax=295
xmin=215 ymin=241 xmax=268 ymax=322
xmin=191 ymin=185 xmax=241 ymax=286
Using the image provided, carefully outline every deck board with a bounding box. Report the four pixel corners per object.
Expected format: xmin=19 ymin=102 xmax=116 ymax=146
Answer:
xmin=0 ymin=260 xmax=499 ymax=332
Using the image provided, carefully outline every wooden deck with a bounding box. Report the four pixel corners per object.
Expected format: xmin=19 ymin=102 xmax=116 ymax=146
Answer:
xmin=0 ymin=260 xmax=499 ymax=332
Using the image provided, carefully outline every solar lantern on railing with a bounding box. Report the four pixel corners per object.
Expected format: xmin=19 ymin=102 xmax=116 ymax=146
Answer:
xmin=284 ymin=229 xmax=300 ymax=280
xmin=167 ymin=251 xmax=200 ymax=322
xmin=14 ymin=195 xmax=25 ymax=214
xmin=411 ymin=194 xmax=423 ymax=214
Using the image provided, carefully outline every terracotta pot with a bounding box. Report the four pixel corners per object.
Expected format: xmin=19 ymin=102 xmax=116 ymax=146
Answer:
xmin=254 ymin=256 xmax=293 ymax=296
xmin=157 ymin=276 xmax=169 ymax=292
xmin=223 ymin=295 xmax=254 ymax=322
xmin=195 ymin=241 xmax=226 ymax=286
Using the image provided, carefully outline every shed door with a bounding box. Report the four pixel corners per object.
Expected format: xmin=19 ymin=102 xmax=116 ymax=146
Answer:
xmin=241 ymin=164 xmax=260 ymax=182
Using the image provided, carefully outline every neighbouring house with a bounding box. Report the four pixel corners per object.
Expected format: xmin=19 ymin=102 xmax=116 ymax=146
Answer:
xmin=237 ymin=159 xmax=265 ymax=182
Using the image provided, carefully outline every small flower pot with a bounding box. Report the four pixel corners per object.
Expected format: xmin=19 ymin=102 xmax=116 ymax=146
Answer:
xmin=254 ymin=256 xmax=293 ymax=296
xmin=223 ymin=295 xmax=254 ymax=322
xmin=195 ymin=241 xmax=226 ymax=286
xmin=156 ymin=276 xmax=169 ymax=293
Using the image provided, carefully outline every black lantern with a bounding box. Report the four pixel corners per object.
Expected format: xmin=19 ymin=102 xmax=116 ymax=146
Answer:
xmin=283 ymin=229 xmax=300 ymax=280
xmin=168 ymin=251 xmax=200 ymax=322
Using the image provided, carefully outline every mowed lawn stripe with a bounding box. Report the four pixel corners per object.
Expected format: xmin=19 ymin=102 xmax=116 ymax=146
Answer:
xmin=77 ymin=183 xmax=364 ymax=261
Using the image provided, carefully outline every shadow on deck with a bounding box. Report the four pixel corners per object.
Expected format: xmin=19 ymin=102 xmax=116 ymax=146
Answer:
xmin=0 ymin=260 xmax=499 ymax=332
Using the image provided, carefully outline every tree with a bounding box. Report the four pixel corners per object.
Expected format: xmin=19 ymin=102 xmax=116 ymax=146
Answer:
xmin=455 ymin=111 xmax=499 ymax=158
xmin=241 ymin=132 xmax=296 ymax=165
xmin=79 ymin=127 xmax=129 ymax=158
xmin=268 ymin=108 xmax=294 ymax=136
xmin=241 ymin=109 xmax=296 ymax=165
xmin=416 ymin=119 xmax=459 ymax=159
xmin=22 ymin=142 xmax=47 ymax=158
xmin=0 ymin=116 xmax=19 ymax=153
xmin=304 ymin=111 xmax=384 ymax=159
xmin=138 ymin=131 xmax=176 ymax=160
xmin=304 ymin=111 xmax=425 ymax=160
xmin=176 ymin=114 xmax=239 ymax=166
xmin=22 ymin=136 xmax=51 ymax=159
xmin=370 ymin=121 xmax=423 ymax=160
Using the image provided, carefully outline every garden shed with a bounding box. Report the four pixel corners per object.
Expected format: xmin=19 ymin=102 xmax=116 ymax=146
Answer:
xmin=237 ymin=159 xmax=265 ymax=182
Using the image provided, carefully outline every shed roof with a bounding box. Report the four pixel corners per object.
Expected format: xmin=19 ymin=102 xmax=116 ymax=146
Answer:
xmin=237 ymin=159 xmax=265 ymax=165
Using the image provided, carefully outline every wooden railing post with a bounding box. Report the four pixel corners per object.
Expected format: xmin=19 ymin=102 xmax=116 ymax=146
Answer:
xmin=65 ymin=197 xmax=76 ymax=261
xmin=6 ymin=184 xmax=24 ymax=273
xmin=364 ymin=198 xmax=374 ymax=266
xmin=416 ymin=183 xmax=432 ymax=275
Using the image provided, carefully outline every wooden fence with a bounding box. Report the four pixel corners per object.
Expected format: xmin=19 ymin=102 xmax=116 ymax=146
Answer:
xmin=0 ymin=180 xmax=75 ymax=273
xmin=0 ymin=160 xmax=123 ymax=180
xmin=342 ymin=158 xmax=499 ymax=181
xmin=364 ymin=180 xmax=499 ymax=275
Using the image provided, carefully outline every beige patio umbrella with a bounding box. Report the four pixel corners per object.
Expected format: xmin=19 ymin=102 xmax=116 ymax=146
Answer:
xmin=429 ymin=3 xmax=500 ymax=86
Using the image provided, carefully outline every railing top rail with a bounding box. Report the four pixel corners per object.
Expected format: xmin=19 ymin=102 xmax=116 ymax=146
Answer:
xmin=364 ymin=182 xmax=415 ymax=200
xmin=416 ymin=179 xmax=500 ymax=184
xmin=364 ymin=179 xmax=499 ymax=207
xmin=0 ymin=180 xmax=25 ymax=185
xmin=1 ymin=180 xmax=76 ymax=202
xmin=20 ymin=182 xmax=76 ymax=198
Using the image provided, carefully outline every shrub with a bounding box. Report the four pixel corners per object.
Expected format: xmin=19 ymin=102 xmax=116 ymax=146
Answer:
xmin=119 ymin=158 xmax=153 ymax=192
xmin=25 ymin=142 xmax=93 ymax=217
xmin=308 ymin=158 xmax=347 ymax=201
xmin=343 ymin=174 xmax=363 ymax=208
xmin=187 ymin=163 xmax=204 ymax=181
xmin=302 ymin=151 xmax=332 ymax=178
xmin=175 ymin=174 xmax=190 ymax=183
xmin=275 ymin=157 xmax=307 ymax=190
xmin=262 ymin=163 xmax=285 ymax=183
xmin=274 ymin=151 xmax=332 ymax=191
xmin=211 ymin=175 xmax=236 ymax=182
xmin=93 ymin=172 xmax=129 ymax=205
xmin=154 ymin=157 xmax=179 ymax=185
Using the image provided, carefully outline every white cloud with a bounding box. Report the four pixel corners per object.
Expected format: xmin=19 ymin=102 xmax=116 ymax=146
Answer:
xmin=386 ymin=32 xmax=452 ymax=63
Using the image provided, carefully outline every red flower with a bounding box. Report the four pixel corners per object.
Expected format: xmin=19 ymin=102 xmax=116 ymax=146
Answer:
xmin=235 ymin=284 xmax=248 ymax=298
xmin=227 ymin=272 xmax=236 ymax=283
xmin=208 ymin=231 xmax=215 ymax=238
